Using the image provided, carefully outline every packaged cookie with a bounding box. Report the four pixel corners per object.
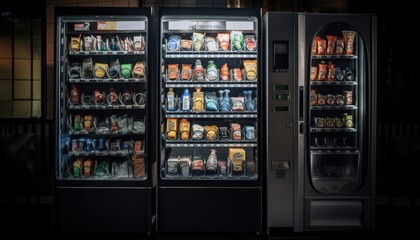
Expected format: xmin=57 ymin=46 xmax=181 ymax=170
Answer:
xmin=243 ymin=60 xmax=257 ymax=81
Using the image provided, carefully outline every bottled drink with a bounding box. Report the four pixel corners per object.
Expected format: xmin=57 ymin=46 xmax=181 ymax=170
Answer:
xmin=167 ymin=88 xmax=175 ymax=111
xmin=181 ymin=89 xmax=190 ymax=111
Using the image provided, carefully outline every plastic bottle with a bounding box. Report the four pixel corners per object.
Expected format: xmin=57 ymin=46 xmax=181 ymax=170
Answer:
xmin=219 ymin=89 xmax=231 ymax=112
xmin=181 ymin=89 xmax=190 ymax=111
xmin=167 ymin=88 xmax=175 ymax=111
xmin=206 ymin=149 xmax=218 ymax=175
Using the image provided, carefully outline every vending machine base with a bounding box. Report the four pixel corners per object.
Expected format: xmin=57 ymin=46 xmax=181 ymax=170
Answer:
xmin=304 ymin=197 xmax=372 ymax=230
xmin=54 ymin=187 xmax=153 ymax=234
xmin=157 ymin=187 xmax=261 ymax=233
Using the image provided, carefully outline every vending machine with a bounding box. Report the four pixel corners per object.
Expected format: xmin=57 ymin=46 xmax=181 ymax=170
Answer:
xmin=264 ymin=12 xmax=376 ymax=232
xmin=157 ymin=8 xmax=263 ymax=233
xmin=54 ymin=7 xmax=155 ymax=233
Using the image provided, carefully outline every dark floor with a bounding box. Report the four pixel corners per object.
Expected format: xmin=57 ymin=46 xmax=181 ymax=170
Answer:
xmin=1 ymin=195 xmax=418 ymax=239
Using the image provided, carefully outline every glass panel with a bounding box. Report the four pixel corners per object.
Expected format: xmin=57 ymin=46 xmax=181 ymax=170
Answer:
xmin=0 ymin=80 xmax=12 ymax=100
xmin=32 ymin=100 xmax=41 ymax=118
xmin=33 ymin=39 xmax=42 ymax=59
xmin=14 ymin=59 xmax=31 ymax=80
xmin=310 ymin=152 xmax=360 ymax=193
xmin=32 ymin=19 xmax=41 ymax=40
xmin=13 ymin=100 xmax=31 ymax=118
xmin=0 ymin=37 xmax=12 ymax=58
xmin=33 ymin=59 xmax=41 ymax=79
xmin=159 ymin=16 xmax=259 ymax=181
xmin=14 ymin=80 xmax=31 ymax=99
xmin=57 ymin=17 xmax=150 ymax=179
xmin=33 ymin=81 xmax=41 ymax=100
xmin=14 ymin=18 xmax=31 ymax=39
xmin=0 ymin=101 xmax=13 ymax=117
xmin=308 ymin=23 xmax=363 ymax=193
xmin=0 ymin=19 xmax=12 ymax=37
xmin=14 ymin=38 xmax=31 ymax=58
xmin=0 ymin=59 xmax=12 ymax=79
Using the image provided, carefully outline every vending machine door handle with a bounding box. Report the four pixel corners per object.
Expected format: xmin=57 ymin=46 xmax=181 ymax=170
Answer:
xmin=299 ymin=121 xmax=304 ymax=135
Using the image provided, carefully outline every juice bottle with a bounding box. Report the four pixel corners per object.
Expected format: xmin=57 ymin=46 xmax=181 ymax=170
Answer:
xmin=167 ymin=87 xmax=175 ymax=111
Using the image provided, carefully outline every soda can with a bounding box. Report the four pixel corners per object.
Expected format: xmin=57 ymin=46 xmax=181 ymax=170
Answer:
xmin=71 ymin=139 xmax=79 ymax=152
xmin=344 ymin=91 xmax=353 ymax=105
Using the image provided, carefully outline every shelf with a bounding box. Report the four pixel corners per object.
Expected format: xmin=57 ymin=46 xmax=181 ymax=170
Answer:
xmin=69 ymin=50 xmax=145 ymax=56
xmin=165 ymin=82 xmax=257 ymax=88
xmin=68 ymin=104 xmax=145 ymax=110
xmin=162 ymin=175 xmax=258 ymax=181
xmin=164 ymin=52 xmax=257 ymax=59
xmin=166 ymin=142 xmax=257 ymax=147
xmin=69 ymin=78 xmax=146 ymax=83
xmin=69 ymin=150 xmax=144 ymax=157
xmin=310 ymin=149 xmax=359 ymax=154
xmin=311 ymin=55 xmax=357 ymax=60
xmin=310 ymin=105 xmax=357 ymax=110
xmin=310 ymin=81 xmax=357 ymax=85
xmin=68 ymin=130 xmax=145 ymax=135
xmin=165 ymin=112 xmax=257 ymax=118
xmin=311 ymin=176 xmax=358 ymax=180
xmin=310 ymin=128 xmax=357 ymax=132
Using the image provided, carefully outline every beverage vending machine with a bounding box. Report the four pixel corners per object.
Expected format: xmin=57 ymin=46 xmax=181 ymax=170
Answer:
xmin=264 ymin=12 xmax=376 ymax=232
xmin=54 ymin=7 xmax=155 ymax=233
xmin=157 ymin=8 xmax=263 ymax=233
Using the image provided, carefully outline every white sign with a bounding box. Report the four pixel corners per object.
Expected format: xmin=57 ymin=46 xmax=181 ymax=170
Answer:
xmin=226 ymin=21 xmax=254 ymax=30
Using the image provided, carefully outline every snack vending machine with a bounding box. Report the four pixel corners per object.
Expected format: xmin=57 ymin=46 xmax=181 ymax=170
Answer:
xmin=54 ymin=7 xmax=155 ymax=233
xmin=157 ymin=8 xmax=263 ymax=233
xmin=264 ymin=12 xmax=376 ymax=232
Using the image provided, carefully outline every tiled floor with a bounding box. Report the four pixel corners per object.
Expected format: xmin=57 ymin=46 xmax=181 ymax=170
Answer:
xmin=1 ymin=196 xmax=418 ymax=239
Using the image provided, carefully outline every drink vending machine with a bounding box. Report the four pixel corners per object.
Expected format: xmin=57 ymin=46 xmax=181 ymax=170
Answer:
xmin=264 ymin=12 xmax=376 ymax=232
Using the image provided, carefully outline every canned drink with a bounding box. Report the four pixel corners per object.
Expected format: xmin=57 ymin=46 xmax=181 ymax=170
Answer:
xmin=344 ymin=113 xmax=353 ymax=128
xmin=310 ymin=89 xmax=317 ymax=106
xmin=317 ymin=94 xmax=326 ymax=106
xmin=71 ymin=139 xmax=79 ymax=152
xmin=110 ymin=142 xmax=119 ymax=151
xmin=344 ymin=91 xmax=353 ymax=105
xmin=78 ymin=138 xmax=85 ymax=151
xmin=344 ymin=68 xmax=354 ymax=81
xmin=73 ymin=159 xmax=82 ymax=177
xmin=326 ymin=94 xmax=335 ymax=106
xmin=219 ymin=127 xmax=230 ymax=140
xmin=335 ymin=67 xmax=344 ymax=81
xmin=245 ymin=161 xmax=256 ymax=176
xmin=316 ymin=117 xmax=326 ymax=128
xmin=335 ymin=117 xmax=344 ymax=128
xmin=244 ymin=126 xmax=256 ymax=140
xmin=218 ymin=161 xmax=227 ymax=176
xmin=335 ymin=94 xmax=344 ymax=106
xmin=326 ymin=117 xmax=335 ymax=128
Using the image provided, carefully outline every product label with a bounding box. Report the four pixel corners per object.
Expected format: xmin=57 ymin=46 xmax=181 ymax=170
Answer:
xmin=97 ymin=21 xmax=145 ymax=31
xmin=74 ymin=23 xmax=90 ymax=31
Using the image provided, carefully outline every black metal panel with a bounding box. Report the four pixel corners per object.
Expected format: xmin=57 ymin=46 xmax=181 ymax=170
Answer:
xmin=54 ymin=187 xmax=152 ymax=233
xmin=304 ymin=197 xmax=371 ymax=230
xmin=158 ymin=187 xmax=261 ymax=233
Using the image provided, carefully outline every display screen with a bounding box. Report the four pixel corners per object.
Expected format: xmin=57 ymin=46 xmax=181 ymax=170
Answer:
xmin=274 ymin=106 xmax=289 ymax=112
xmin=273 ymin=84 xmax=288 ymax=91
xmin=273 ymin=41 xmax=289 ymax=72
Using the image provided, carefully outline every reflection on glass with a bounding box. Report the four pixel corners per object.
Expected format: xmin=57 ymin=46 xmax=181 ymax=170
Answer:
xmin=13 ymin=100 xmax=31 ymax=118
xmin=0 ymin=80 xmax=12 ymax=100
xmin=14 ymin=80 xmax=31 ymax=99
xmin=14 ymin=59 xmax=31 ymax=79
